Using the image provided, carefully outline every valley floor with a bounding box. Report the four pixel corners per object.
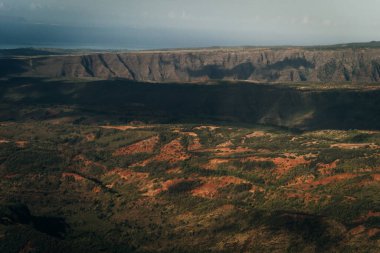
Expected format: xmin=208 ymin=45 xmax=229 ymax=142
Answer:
xmin=0 ymin=121 xmax=379 ymax=252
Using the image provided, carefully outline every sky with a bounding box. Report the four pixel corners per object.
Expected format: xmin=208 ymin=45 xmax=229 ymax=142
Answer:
xmin=1 ymin=0 xmax=380 ymax=49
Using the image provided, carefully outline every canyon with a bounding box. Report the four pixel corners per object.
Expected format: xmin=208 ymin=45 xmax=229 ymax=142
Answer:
xmin=3 ymin=47 xmax=380 ymax=83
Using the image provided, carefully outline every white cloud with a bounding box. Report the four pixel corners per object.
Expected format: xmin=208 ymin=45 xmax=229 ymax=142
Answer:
xmin=168 ymin=11 xmax=176 ymax=19
xmin=30 ymin=2 xmax=42 ymax=10
xmin=180 ymin=10 xmax=189 ymax=20
xmin=301 ymin=16 xmax=310 ymax=25
xmin=322 ymin=19 xmax=332 ymax=26
xmin=167 ymin=10 xmax=192 ymax=20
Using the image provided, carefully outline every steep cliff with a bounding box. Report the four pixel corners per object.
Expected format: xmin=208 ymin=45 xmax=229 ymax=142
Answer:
xmin=3 ymin=47 xmax=380 ymax=83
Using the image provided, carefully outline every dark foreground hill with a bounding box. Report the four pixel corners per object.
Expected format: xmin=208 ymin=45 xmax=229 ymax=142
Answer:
xmin=1 ymin=78 xmax=380 ymax=130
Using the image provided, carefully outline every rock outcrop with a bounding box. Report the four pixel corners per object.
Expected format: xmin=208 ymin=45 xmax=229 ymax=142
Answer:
xmin=5 ymin=48 xmax=379 ymax=83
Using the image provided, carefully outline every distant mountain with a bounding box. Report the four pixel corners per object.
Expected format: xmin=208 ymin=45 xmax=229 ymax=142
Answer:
xmin=2 ymin=45 xmax=380 ymax=83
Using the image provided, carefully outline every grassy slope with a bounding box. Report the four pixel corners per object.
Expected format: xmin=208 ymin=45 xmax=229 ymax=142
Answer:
xmin=0 ymin=121 xmax=379 ymax=252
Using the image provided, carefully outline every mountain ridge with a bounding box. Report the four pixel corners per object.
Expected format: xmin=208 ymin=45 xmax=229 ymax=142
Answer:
xmin=2 ymin=44 xmax=380 ymax=83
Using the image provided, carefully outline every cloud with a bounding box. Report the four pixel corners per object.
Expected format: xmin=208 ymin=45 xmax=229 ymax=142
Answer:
xmin=0 ymin=2 xmax=4 ymax=10
xmin=168 ymin=11 xmax=176 ymax=19
xmin=167 ymin=10 xmax=192 ymax=20
xmin=30 ymin=2 xmax=43 ymax=10
xmin=301 ymin=16 xmax=310 ymax=25
xmin=322 ymin=19 xmax=331 ymax=26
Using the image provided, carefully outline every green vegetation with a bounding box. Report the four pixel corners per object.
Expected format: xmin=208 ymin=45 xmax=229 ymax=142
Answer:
xmin=0 ymin=121 xmax=378 ymax=252
xmin=0 ymin=76 xmax=379 ymax=252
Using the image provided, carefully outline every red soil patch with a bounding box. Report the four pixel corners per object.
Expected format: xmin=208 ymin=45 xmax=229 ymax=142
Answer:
xmin=348 ymin=224 xmax=380 ymax=238
xmin=367 ymin=228 xmax=380 ymax=237
xmin=107 ymin=168 xmax=156 ymax=194
xmin=113 ymin=136 xmax=159 ymax=156
xmin=62 ymin=172 xmax=85 ymax=181
xmin=182 ymin=131 xmax=198 ymax=137
xmin=286 ymin=192 xmax=322 ymax=204
xmin=349 ymin=225 xmax=366 ymax=236
xmin=101 ymin=125 xmax=153 ymax=131
xmin=173 ymin=131 xmax=202 ymax=151
xmin=302 ymin=141 xmax=319 ymax=147
xmin=73 ymin=155 xmax=107 ymax=171
xmin=15 ymin=141 xmax=28 ymax=148
xmin=372 ymin=174 xmax=380 ymax=181
xmin=110 ymin=169 xmax=149 ymax=181
xmin=194 ymin=125 xmax=219 ymax=131
xmin=191 ymin=176 xmax=248 ymax=198
xmin=216 ymin=140 xmax=233 ymax=148
xmin=287 ymin=174 xmax=316 ymax=186
xmin=188 ymin=137 xmax=202 ymax=151
xmin=152 ymin=138 xmax=190 ymax=164
xmin=166 ymin=167 xmax=182 ymax=174
xmin=244 ymin=154 xmax=310 ymax=176
xmin=245 ymin=131 xmax=270 ymax=138
xmin=85 ymin=133 xmax=96 ymax=141
xmin=331 ymin=143 xmax=380 ymax=149
xmin=198 ymin=146 xmax=252 ymax=156
xmin=249 ymin=185 xmax=265 ymax=194
xmin=145 ymin=178 xmax=186 ymax=196
xmin=46 ymin=117 xmax=76 ymax=125
xmin=0 ymin=139 xmax=28 ymax=147
xmin=317 ymin=160 xmax=339 ymax=175
xmin=202 ymin=158 xmax=231 ymax=170
xmin=92 ymin=186 xmax=102 ymax=193
xmin=355 ymin=211 xmax=380 ymax=223
xmin=273 ymin=156 xmax=310 ymax=176
xmin=243 ymin=156 xmax=271 ymax=162
xmin=298 ymin=173 xmax=357 ymax=189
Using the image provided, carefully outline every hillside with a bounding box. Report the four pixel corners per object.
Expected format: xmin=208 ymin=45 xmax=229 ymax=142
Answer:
xmin=1 ymin=45 xmax=380 ymax=252
xmin=1 ymin=78 xmax=380 ymax=130
xmin=1 ymin=121 xmax=379 ymax=252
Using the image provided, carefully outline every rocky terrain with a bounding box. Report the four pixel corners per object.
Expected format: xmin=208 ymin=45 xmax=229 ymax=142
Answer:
xmin=0 ymin=46 xmax=379 ymax=252
xmin=3 ymin=46 xmax=380 ymax=83
xmin=0 ymin=121 xmax=379 ymax=252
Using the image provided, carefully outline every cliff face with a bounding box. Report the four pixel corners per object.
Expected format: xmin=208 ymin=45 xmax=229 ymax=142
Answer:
xmin=9 ymin=48 xmax=380 ymax=82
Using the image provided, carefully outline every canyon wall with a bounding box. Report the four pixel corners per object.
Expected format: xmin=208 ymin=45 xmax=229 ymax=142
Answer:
xmin=3 ymin=48 xmax=380 ymax=83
